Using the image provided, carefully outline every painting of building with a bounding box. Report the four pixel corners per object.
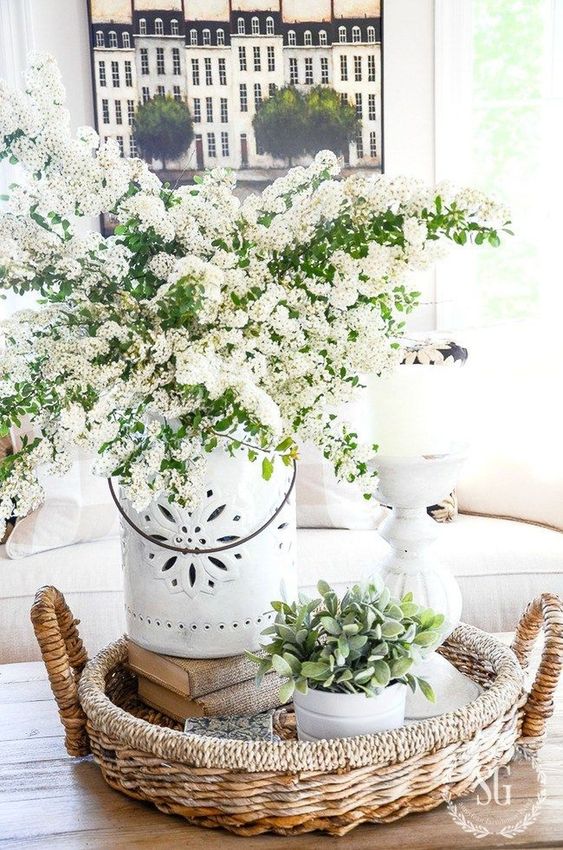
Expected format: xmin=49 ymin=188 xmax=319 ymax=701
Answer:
xmin=88 ymin=0 xmax=382 ymax=183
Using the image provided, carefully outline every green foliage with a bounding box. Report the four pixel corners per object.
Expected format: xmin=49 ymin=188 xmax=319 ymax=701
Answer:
xmin=248 ymin=581 xmax=444 ymax=701
xmin=133 ymin=95 xmax=194 ymax=169
xmin=306 ymin=86 xmax=360 ymax=157
xmin=253 ymin=86 xmax=360 ymax=165
xmin=253 ymin=86 xmax=308 ymax=166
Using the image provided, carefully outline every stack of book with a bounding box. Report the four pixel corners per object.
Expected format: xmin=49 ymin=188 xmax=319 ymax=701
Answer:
xmin=127 ymin=639 xmax=282 ymax=722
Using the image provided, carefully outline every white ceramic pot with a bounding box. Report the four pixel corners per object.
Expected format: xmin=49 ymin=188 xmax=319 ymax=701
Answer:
xmin=293 ymin=682 xmax=407 ymax=741
xmin=119 ymin=448 xmax=297 ymax=658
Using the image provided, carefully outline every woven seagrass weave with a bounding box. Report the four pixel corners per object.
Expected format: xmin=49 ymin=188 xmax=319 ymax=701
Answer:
xmin=31 ymin=587 xmax=563 ymax=836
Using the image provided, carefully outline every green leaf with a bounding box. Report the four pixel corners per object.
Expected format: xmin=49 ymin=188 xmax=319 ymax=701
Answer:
xmin=300 ymin=661 xmax=330 ymax=679
xmin=391 ymin=657 xmax=413 ymax=678
xmin=279 ymin=679 xmax=295 ymax=703
xmin=319 ymin=616 xmax=341 ymax=636
xmin=414 ymin=630 xmax=440 ymax=647
xmin=262 ymin=456 xmax=274 ymax=481
xmin=381 ymin=619 xmax=404 ymax=638
xmin=417 ymin=677 xmax=436 ymax=703
xmin=271 ymin=654 xmax=293 ymax=677
xmin=317 ymin=579 xmax=331 ymax=596
xmin=372 ymin=660 xmax=391 ymax=687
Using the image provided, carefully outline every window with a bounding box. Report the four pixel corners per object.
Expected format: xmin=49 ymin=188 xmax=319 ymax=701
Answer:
xmin=368 ymin=93 xmax=376 ymax=121
xmin=352 ymin=26 xmax=361 ymax=43
xmin=239 ymin=46 xmax=247 ymax=71
xmin=339 ymin=26 xmax=346 ymax=43
xmin=367 ymin=25 xmax=376 ymax=44
xmin=369 ymin=130 xmax=377 ymax=157
xmin=217 ymin=28 xmax=225 ymax=46
xmin=116 ymin=135 xmax=124 ymax=156
xmin=193 ymin=98 xmax=201 ymax=122
xmin=173 ymin=85 xmax=181 ymax=101
xmin=355 ymin=130 xmax=363 ymax=158
xmin=190 ymin=29 xmax=197 ymax=46
xmin=253 ymin=46 xmax=261 ymax=72
xmin=127 ymin=99 xmax=135 ymax=125
xmin=220 ymin=97 xmax=228 ymax=123
xmin=239 ymin=83 xmax=248 ymax=112
xmin=354 ymin=56 xmax=362 ymax=82
xmin=98 ymin=60 xmax=106 ymax=87
xmin=172 ymin=48 xmax=181 ymax=75
xmin=368 ymin=54 xmax=376 ymax=83
xmin=304 ymin=30 xmax=312 ymax=46
xmin=122 ymin=32 xmax=130 ymax=49
xmin=218 ymin=58 xmax=227 ymax=85
xmin=355 ymin=93 xmax=362 ymax=117
xmin=95 ymin=30 xmax=104 ymax=48
xmin=156 ymin=47 xmax=165 ymax=75
xmin=237 ymin=18 xmax=245 ymax=36
xmin=254 ymin=82 xmax=262 ymax=109
xmin=319 ymin=29 xmax=327 ymax=46
xmin=191 ymin=58 xmax=200 ymax=85
xmin=203 ymin=29 xmax=211 ymax=46
xmin=140 ymin=48 xmax=149 ymax=75
xmin=340 ymin=55 xmax=348 ymax=82
xmin=288 ymin=30 xmax=296 ymax=46
xmin=207 ymin=132 xmax=216 ymax=157
xmin=101 ymin=98 xmax=110 ymax=124
xmin=139 ymin=19 xmax=146 ymax=36
xmin=115 ymin=100 xmax=122 ymax=124
xmin=111 ymin=61 xmax=120 ymax=87
xmin=251 ymin=16 xmax=259 ymax=36
xmin=155 ymin=19 xmax=164 ymax=36
xmin=221 ymin=131 xmax=229 ymax=157
xmin=206 ymin=96 xmax=213 ymax=122
xmin=320 ymin=56 xmax=329 ymax=84
xmin=129 ymin=136 xmax=137 ymax=157
xmin=141 ymin=86 xmax=150 ymax=103
xmin=267 ymin=45 xmax=275 ymax=72
xmin=304 ymin=57 xmax=313 ymax=85
xmin=157 ymin=85 xmax=165 ymax=97
xmin=340 ymin=92 xmax=348 ymax=106
xmin=124 ymin=60 xmax=133 ymax=86
xmin=289 ymin=57 xmax=298 ymax=84
xmin=269 ymin=82 xmax=276 ymax=97
xmin=256 ymin=134 xmax=264 ymax=155
xmin=204 ymin=57 xmax=212 ymax=85
xmin=171 ymin=19 xmax=179 ymax=36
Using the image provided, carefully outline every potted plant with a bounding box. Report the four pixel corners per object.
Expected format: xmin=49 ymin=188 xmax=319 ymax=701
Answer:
xmin=248 ymin=581 xmax=444 ymax=740
xmin=0 ymin=57 xmax=509 ymax=657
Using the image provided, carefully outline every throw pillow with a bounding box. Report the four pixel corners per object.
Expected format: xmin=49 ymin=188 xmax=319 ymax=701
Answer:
xmin=6 ymin=424 xmax=119 ymax=559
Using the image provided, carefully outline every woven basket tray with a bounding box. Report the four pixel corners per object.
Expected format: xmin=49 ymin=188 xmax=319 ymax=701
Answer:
xmin=31 ymin=587 xmax=563 ymax=837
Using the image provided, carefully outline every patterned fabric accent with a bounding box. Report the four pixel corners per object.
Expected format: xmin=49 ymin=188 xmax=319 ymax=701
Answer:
xmin=427 ymin=491 xmax=458 ymax=523
xmin=401 ymin=338 xmax=468 ymax=366
xmin=184 ymin=711 xmax=277 ymax=741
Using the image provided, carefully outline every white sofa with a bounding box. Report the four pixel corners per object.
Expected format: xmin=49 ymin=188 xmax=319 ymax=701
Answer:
xmin=3 ymin=509 xmax=563 ymax=663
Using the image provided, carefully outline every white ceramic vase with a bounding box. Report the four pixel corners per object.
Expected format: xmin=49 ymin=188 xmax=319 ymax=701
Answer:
xmin=293 ymin=683 xmax=407 ymax=741
xmin=118 ymin=449 xmax=297 ymax=658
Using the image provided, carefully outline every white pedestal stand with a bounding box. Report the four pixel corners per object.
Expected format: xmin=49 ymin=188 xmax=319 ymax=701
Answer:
xmin=370 ymin=450 xmax=481 ymax=719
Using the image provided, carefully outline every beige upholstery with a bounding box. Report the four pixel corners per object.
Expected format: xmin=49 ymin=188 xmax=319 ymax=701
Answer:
xmin=3 ymin=515 xmax=563 ymax=663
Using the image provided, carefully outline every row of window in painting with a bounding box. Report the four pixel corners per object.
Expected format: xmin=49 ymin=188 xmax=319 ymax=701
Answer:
xmin=102 ymin=86 xmax=377 ymax=124
xmin=107 ymin=127 xmax=377 ymax=163
xmin=94 ymin=21 xmax=378 ymax=48
xmin=97 ymin=51 xmax=378 ymax=90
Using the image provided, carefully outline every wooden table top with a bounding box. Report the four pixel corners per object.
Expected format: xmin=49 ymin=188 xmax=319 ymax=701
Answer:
xmin=1 ymin=643 xmax=562 ymax=850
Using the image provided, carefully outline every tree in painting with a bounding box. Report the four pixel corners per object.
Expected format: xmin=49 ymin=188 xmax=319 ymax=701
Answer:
xmin=134 ymin=96 xmax=194 ymax=170
xmin=306 ymin=86 xmax=360 ymax=158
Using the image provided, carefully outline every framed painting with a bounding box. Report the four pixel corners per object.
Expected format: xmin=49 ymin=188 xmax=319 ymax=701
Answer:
xmin=88 ymin=0 xmax=383 ymax=217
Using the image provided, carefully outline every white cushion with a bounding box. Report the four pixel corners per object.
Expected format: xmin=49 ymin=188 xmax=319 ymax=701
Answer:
xmin=3 ymin=515 xmax=563 ymax=662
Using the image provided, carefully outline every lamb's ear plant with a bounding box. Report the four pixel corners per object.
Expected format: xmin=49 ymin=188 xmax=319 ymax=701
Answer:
xmin=247 ymin=581 xmax=445 ymax=704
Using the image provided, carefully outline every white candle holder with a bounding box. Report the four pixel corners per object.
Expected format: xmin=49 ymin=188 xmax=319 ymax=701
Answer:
xmin=370 ymin=448 xmax=481 ymax=718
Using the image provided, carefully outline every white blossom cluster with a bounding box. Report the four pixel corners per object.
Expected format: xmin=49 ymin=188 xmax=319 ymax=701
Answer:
xmin=0 ymin=56 xmax=511 ymax=532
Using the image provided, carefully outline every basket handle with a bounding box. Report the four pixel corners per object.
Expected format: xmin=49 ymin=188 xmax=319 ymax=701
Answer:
xmin=511 ymin=593 xmax=563 ymax=750
xmin=30 ymin=586 xmax=91 ymax=757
